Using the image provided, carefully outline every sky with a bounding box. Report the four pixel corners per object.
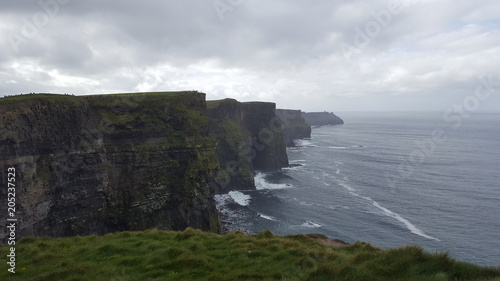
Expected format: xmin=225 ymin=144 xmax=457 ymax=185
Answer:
xmin=1 ymin=0 xmax=499 ymax=112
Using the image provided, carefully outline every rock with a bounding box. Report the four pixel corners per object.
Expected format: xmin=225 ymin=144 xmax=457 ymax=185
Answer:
xmin=0 ymin=92 xmax=293 ymax=240
xmin=242 ymin=102 xmax=288 ymax=171
xmin=302 ymin=112 xmax=344 ymax=126
xmin=275 ymin=109 xmax=311 ymax=147
xmin=207 ymin=99 xmax=289 ymax=194
xmin=0 ymin=92 xmax=221 ymax=241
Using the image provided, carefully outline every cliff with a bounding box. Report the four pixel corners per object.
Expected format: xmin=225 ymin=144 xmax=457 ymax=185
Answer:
xmin=208 ymin=99 xmax=289 ymax=194
xmin=207 ymin=99 xmax=254 ymax=193
xmin=302 ymin=112 xmax=344 ymax=126
xmin=276 ymin=109 xmax=311 ymax=146
xmin=0 ymin=92 xmax=221 ymax=241
xmin=241 ymin=102 xmax=289 ymax=171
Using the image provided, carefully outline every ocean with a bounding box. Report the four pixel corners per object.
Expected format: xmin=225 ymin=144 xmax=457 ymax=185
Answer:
xmin=215 ymin=112 xmax=500 ymax=267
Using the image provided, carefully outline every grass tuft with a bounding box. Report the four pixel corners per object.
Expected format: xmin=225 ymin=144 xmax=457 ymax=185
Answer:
xmin=1 ymin=229 xmax=499 ymax=281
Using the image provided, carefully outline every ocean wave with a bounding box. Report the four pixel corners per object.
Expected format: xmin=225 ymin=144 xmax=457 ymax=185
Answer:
xmin=337 ymin=180 xmax=356 ymax=192
xmin=255 ymin=173 xmax=293 ymax=190
xmin=259 ymin=213 xmax=277 ymax=221
xmin=338 ymin=180 xmax=440 ymax=241
xmin=214 ymin=194 xmax=231 ymax=207
xmin=299 ymin=200 xmax=314 ymax=206
xmin=286 ymin=159 xmax=306 ymax=169
xmin=370 ymin=200 xmax=440 ymax=241
xmin=301 ymin=221 xmax=322 ymax=228
xmin=294 ymin=139 xmax=316 ymax=147
xmin=289 ymin=159 xmax=306 ymax=163
xmin=329 ymin=145 xmax=364 ymax=149
xmin=228 ymin=191 xmax=251 ymax=206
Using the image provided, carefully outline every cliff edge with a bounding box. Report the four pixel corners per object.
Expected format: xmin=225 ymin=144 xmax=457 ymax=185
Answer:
xmin=276 ymin=109 xmax=311 ymax=146
xmin=0 ymin=92 xmax=221 ymax=240
xmin=208 ymin=99 xmax=289 ymax=194
xmin=302 ymin=111 xmax=344 ymax=126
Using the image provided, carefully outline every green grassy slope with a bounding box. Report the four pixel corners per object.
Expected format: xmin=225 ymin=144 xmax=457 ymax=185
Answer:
xmin=1 ymin=229 xmax=499 ymax=281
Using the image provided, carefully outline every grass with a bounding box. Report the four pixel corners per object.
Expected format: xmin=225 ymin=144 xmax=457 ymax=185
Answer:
xmin=0 ymin=93 xmax=84 ymax=106
xmin=1 ymin=229 xmax=499 ymax=281
xmin=0 ymin=91 xmax=201 ymax=105
xmin=206 ymin=98 xmax=237 ymax=109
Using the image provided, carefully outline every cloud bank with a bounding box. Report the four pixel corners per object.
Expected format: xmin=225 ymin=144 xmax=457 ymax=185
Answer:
xmin=1 ymin=0 xmax=499 ymax=111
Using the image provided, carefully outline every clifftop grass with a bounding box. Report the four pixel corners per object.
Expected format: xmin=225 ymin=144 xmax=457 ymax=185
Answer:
xmin=2 ymin=229 xmax=499 ymax=281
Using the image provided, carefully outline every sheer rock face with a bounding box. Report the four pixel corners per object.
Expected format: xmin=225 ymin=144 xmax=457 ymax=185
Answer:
xmin=302 ymin=112 xmax=344 ymax=126
xmin=275 ymin=109 xmax=311 ymax=147
xmin=241 ymin=102 xmax=288 ymax=171
xmin=208 ymin=99 xmax=289 ymax=194
xmin=0 ymin=92 xmax=221 ymax=241
xmin=0 ymin=93 xmax=292 ymax=240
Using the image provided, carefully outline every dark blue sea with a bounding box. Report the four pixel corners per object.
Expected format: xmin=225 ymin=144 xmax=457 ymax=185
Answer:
xmin=215 ymin=112 xmax=500 ymax=267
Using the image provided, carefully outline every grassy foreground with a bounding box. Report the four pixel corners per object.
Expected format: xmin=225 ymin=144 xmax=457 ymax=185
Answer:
xmin=1 ymin=228 xmax=499 ymax=281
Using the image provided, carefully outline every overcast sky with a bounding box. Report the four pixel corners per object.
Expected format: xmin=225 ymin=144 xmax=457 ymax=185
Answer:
xmin=1 ymin=0 xmax=499 ymax=112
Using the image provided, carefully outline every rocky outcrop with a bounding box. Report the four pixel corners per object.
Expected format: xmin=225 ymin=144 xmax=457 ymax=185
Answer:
xmin=302 ymin=112 xmax=344 ymax=126
xmin=0 ymin=92 xmax=221 ymax=241
xmin=276 ymin=109 xmax=311 ymax=147
xmin=242 ymin=102 xmax=288 ymax=171
xmin=208 ymin=99 xmax=289 ymax=194
xmin=207 ymin=99 xmax=254 ymax=193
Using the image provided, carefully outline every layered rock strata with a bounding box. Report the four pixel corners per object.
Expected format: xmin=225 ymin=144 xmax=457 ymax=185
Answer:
xmin=275 ymin=109 xmax=311 ymax=146
xmin=0 ymin=92 xmax=221 ymax=240
xmin=207 ymin=99 xmax=289 ymax=194
xmin=0 ymin=92 xmax=292 ymax=240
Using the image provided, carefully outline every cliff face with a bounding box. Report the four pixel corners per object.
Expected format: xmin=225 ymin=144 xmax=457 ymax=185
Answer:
xmin=207 ymin=99 xmax=254 ymax=193
xmin=241 ymin=102 xmax=288 ymax=171
xmin=208 ymin=99 xmax=288 ymax=194
xmin=0 ymin=92 xmax=221 ymax=241
xmin=302 ymin=112 xmax=344 ymax=126
xmin=276 ymin=109 xmax=311 ymax=146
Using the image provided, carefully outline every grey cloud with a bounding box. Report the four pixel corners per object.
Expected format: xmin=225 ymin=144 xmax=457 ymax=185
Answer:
xmin=0 ymin=0 xmax=499 ymax=111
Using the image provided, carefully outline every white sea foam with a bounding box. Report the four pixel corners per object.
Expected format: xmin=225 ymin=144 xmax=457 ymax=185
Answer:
xmin=228 ymin=191 xmax=251 ymax=206
xmin=259 ymin=214 xmax=277 ymax=221
xmin=338 ymin=180 xmax=440 ymax=241
xmin=371 ymin=200 xmax=440 ymax=241
xmin=337 ymin=180 xmax=356 ymax=192
xmin=329 ymin=145 xmax=364 ymax=149
xmin=294 ymin=139 xmax=316 ymax=147
xmin=214 ymin=194 xmax=231 ymax=208
xmin=255 ymin=173 xmax=292 ymax=190
xmin=299 ymin=200 xmax=314 ymax=206
xmin=302 ymin=221 xmax=322 ymax=228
